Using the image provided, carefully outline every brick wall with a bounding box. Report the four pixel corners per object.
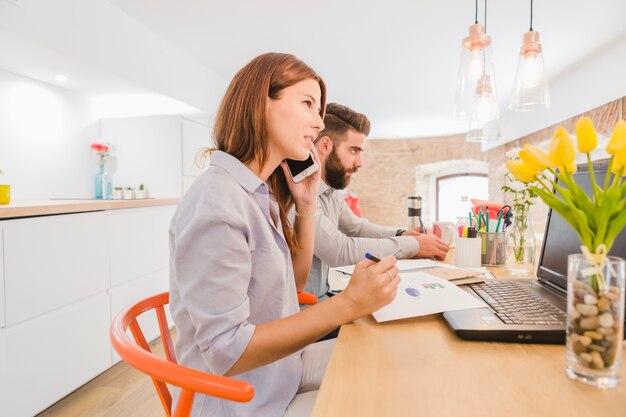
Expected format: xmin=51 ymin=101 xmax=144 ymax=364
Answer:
xmin=347 ymin=135 xmax=487 ymax=227
xmin=347 ymin=98 xmax=624 ymax=235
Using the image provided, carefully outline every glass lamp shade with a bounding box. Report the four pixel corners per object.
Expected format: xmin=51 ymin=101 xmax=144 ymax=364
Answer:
xmin=466 ymin=73 xmax=501 ymax=142
xmin=454 ymin=24 xmax=494 ymax=120
xmin=509 ymin=31 xmax=551 ymax=111
xmin=467 ymin=118 xmax=501 ymax=142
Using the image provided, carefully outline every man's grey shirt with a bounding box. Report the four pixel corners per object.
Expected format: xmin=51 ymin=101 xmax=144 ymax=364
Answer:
xmin=305 ymin=181 xmax=420 ymax=298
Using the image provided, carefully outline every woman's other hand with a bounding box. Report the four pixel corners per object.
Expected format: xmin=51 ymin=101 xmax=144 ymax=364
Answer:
xmin=340 ymin=255 xmax=400 ymax=321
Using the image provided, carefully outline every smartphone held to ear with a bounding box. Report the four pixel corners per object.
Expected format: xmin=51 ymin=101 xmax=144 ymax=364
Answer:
xmin=285 ymin=154 xmax=318 ymax=183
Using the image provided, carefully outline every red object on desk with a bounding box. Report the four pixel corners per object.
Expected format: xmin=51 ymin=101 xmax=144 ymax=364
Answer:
xmin=344 ymin=193 xmax=362 ymax=217
xmin=470 ymin=199 xmax=510 ymax=219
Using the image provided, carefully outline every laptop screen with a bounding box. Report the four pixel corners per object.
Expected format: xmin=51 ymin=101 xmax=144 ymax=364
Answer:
xmin=536 ymin=160 xmax=626 ymax=290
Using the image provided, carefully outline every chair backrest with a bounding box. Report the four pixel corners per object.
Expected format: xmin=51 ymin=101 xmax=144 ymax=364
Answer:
xmin=297 ymin=291 xmax=318 ymax=305
xmin=110 ymin=292 xmax=255 ymax=417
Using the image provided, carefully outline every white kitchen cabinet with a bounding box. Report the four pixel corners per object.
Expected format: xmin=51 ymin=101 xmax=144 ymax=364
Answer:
xmin=108 ymin=206 xmax=175 ymax=287
xmin=0 ymin=292 xmax=110 ymax=417
xmin=100 ymin=115 xmax=182 ymax=198
xmin=0 ymin=203 xmax=177 ymax=417
xmin=101 ymin=115 xmax=211 ymax=196
xmin=0 ymin=226 xmax=5 ymax=328
xmin=181 ymin=118 xmax=212 ymax=177
xmin=3 ymin=212 xmax=108 ymax=326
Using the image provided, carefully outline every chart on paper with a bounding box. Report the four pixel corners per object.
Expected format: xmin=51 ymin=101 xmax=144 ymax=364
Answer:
xmin=372 ymin=272 xmax=486 ymax=322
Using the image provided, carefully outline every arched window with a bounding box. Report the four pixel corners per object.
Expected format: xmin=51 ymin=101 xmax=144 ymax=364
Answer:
xmin=436 ymin=173 xmax=489 ymax=222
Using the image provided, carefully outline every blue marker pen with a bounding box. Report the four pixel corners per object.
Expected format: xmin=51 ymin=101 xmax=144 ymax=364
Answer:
xmin=364 ymin=252 xmax=382 ymax=263
xmin=418 ymin=217 xmax=427 ymax=234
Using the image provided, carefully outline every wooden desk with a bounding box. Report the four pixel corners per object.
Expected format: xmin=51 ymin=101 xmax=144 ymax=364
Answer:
xmin=312 ymin=255 xmax=626 ymax=417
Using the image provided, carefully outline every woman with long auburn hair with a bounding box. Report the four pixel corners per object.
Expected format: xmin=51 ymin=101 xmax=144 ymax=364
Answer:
xmin=169 ymin=53 xmax=399 ymax=417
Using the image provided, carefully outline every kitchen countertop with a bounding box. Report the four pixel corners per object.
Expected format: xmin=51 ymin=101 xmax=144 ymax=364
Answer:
xmin=0 ymin=198 xmax=180 ymax=219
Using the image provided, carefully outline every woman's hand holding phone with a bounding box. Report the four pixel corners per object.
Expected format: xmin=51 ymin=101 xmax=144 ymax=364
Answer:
xmin=281 ymin=146 xmax=321 ymax=211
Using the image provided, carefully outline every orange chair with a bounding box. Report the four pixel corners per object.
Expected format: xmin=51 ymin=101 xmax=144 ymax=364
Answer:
xmin=110 ymin=292 xmax=254 ymax=417
xmin=110 ymin=291 xmax=317 ymax=417
xmin=297 ymin=291 xmax=318 ymax=305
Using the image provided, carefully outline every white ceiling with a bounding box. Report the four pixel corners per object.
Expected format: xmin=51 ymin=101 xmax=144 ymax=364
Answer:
xmin=2 ymin=0 xmax=626 ymax=144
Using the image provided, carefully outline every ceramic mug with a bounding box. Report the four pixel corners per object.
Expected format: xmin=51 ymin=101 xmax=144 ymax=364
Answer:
xmin=0 ymin=184 xmax=10 ymax=205
xmin=433 ymin=221 xmax=456 ymax=247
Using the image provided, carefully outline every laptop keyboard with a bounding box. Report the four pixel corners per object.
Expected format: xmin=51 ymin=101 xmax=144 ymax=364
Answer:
xmin=469 ymin=281 xmax=566 ymax=325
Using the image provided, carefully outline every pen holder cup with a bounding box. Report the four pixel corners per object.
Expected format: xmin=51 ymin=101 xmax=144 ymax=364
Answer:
xmin=479 ymin=231 xmax=506 ymax=266
xmin=455 ymin=237 xmax=481 ymax=269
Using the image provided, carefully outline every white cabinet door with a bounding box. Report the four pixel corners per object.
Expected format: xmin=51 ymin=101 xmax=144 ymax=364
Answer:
xmin=101 ymin=115 xmax=182 ymax=198
xmin=182 ymin=118 xmax=212 ymax=177
xmin=0 ymin=292 xmax=110 ymax=417
xmin=108 ymin=206 xmax=175 ymax=287
xmin=0 ymin=226 xmax=5 ymax=328
xmin=3 ymin=212 xmax=108 ymax=326
xmin=110 ymin=267 xmax=170 ymax=364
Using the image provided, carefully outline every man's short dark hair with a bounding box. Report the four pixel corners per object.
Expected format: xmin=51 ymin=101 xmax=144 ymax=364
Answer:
xmin=317 ymin=103 xmax=370 ymax=144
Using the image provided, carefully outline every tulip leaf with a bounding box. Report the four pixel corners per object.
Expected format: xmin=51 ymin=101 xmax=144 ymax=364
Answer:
xmin=593 ymin=185 xmax=619 ymax=247
xmin=604 ymin=208 xmax=626 ymax=251
xmin=552 ymin=183 xmax=596 ymax=231
xmin=532 ymin=187 xmax=583 ymax=237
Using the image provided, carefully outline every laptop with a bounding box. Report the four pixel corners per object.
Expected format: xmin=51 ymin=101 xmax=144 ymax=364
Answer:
xmin=443 ymin=160 xmax=626 ymax=344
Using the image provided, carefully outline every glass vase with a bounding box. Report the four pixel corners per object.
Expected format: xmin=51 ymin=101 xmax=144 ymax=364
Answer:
xmin=95 ymin=162 xmax=113 ymax=200
xmin=566 ymin=254 xmax=625 ymax=388
xmin=505 ymin=210 xmax=536 ymax=276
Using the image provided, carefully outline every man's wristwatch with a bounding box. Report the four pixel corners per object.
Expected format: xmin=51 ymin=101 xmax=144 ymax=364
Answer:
xmin=395 ymin=229 xmax=406 ymax=236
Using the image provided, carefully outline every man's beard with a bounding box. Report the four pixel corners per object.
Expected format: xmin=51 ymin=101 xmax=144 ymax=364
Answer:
xmin=325 ymin=148 xmax=357 ymax=190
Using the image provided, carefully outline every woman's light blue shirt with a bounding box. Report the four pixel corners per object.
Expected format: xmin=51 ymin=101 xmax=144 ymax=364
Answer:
xmin=169 ymin=150 xmax=302 ymax=417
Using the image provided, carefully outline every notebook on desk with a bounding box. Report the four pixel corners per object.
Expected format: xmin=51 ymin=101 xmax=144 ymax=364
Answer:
xmin=444 ymin=161 xmax=626 ymax=344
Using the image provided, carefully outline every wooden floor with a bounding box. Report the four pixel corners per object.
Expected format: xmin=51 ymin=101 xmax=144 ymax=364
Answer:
xmin=37 ymin=330 xmax=176 ymax=417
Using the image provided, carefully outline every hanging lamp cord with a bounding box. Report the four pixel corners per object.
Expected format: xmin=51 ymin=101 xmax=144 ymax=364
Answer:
xmin=482 ymin=0 xmax=488 ymax=75
xmin=529 ymin=0 xmax=534 ymax=31
xmin=474 ymin=0 xmax=478 ymax=23
xmin=484 ymin=0 xmax=488 ymax=33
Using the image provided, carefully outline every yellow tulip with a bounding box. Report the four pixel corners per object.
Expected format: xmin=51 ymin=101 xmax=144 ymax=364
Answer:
xmin=566 ymin=161 xmax=578 ymax=174
xmin=556 ymin=162 xmax=578 ymax=174
xmin=611 ymin=159 xmax=622 ymax=175
xmin=615 ymin=140 xmax=626 ymax=166
xmin=519 ymin=144 xmax=553 ymax=171
xmin=575 ymin=117 xmax=597 ymax=153
xmin=549 ymin=127 xmax=576 ymax=167
xmin=611 ymin=158 xmax=625 ymax=176
xmin=606 ymin=120 xmax=626 ymax=155
xmin=506 ymin=160 xmax=538 ymax=183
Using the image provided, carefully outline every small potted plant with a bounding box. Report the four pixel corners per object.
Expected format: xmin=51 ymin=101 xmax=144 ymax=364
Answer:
xmin=123 ymin=187 xmax=135 ymax=200
xmin=135 ymin=184 xmax=149 ymax=199
xmin=114 ymin=187 xmax=124 ymax=200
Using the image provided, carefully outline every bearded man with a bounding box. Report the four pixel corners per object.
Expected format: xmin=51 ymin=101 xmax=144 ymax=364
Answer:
xmin=306 ymin=103 xmax=448 ymax=305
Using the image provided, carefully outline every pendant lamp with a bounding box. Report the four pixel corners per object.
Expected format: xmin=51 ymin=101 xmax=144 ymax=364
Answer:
xmin=466 ymin=0 xmax=500 ymax=141
xmin=454 ymin=0 xmax=493 ymax=120
xmin=509 ymin=0 xmax=551 ymax=111
xmin=467 ymin=74 xmax=501 ymax=141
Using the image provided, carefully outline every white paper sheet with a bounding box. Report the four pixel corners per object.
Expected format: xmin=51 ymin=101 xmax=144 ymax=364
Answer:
xmin=372 ymin=271 xmax=487 ymax=323
xmin=333 ymin=259 xmax=442 ymax=275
